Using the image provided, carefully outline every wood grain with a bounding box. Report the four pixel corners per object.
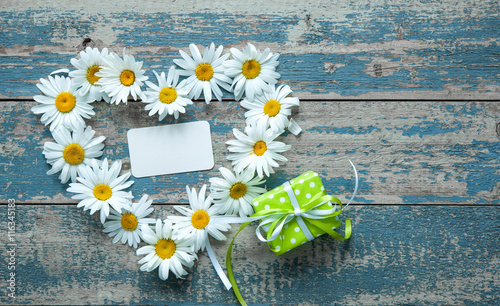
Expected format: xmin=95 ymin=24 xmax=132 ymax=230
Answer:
xmin=0 ymin=204 xmax=498 ymax=305
xmin=2 ymin=100 xmax=499 ymax=205
xmin=1 ymin=1 xmax=500 ymax=304
xmin=0 ymin=0 xmax=499 ymax=99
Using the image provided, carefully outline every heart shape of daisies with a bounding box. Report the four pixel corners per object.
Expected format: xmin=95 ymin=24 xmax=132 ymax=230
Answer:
xmin=31 ymin=42 xmax=301 ymax=281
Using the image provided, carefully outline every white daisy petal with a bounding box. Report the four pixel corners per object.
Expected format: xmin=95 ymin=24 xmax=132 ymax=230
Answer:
xmin=42 ymin=126 xmax=105 ymax=184
xmin=95 ymin=48 xmax=148 ymax=105
xmin=240 ymin=84 xmax=300 ymax=135
xmin=173 ymin=43 xmax=230 ymax=104
xmin=136 ymin=219 xmax=197 ymax=280
xmin=141 ymin=67 xmax=193 ymax=120
xmin=101 ymin=194 xmax=155 ymax=248
xmin=31 ymin=75 xmax=94 ymax=132
xmin=224 ymin=43 xmax=280 ymax=101
xmin=66 ymin=158 xmax=134 ymax=223
xmin=209 ymin=167 xmax=266 ymax=217
xmin=69 ymin=47 xmax=110 ymax=102
xmin=167 ymin=185 xmax=231 ymax=252
xmin=226 ymin=122 xmax=290 ymax=178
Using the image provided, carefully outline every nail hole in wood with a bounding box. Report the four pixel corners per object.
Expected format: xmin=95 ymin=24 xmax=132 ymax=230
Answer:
xmin=82 ymin=38 xmax=92 ymax=47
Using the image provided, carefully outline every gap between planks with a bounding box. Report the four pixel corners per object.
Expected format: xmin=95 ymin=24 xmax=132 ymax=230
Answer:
xmin=2 ymin=203 xmax=499 ymax=207
xmin=3 ymin=99 xmax=500 ymax=102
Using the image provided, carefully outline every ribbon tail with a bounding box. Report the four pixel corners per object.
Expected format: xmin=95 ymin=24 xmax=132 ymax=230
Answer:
xmin=206 ymin=237 xmax=232 ymax=290
xmin=345 ymin=159 xmax=359 ymax=209
xmin=308 ymin=218 xmax=352 ymax=241
xmin=227 ymin=222 xmax=252 ymax=306
xmin=287 ymin=118 xmax=302 ymax=135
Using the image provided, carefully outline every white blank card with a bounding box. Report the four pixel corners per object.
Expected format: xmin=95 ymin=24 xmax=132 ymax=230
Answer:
xmin=127 ymin=121 xmax=214 ymax=178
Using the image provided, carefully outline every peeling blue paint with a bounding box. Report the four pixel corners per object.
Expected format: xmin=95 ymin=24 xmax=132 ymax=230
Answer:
xmin=1 ymin=10 xmax=499 ymax=98
xmin=351 ymin=196 xmax=374 ymax=204
xmin=393 ymin=120 xmax=470 ymax=138
xmin=441 ymin=140 xmax=500 ymax=200
xmin=401 ymin=195 xmax=473 ymax=203
xmin=3 ymin=48 xmax=500 ymax=97
xmin=421 ymin=162 xmax=453 ymax=182
xmin=2 ymin=205 xmax=499 ymax=304
xmin=308 ymin=125 xmax=381 ymax=135
xmin=394 ymin=147 xmax=435 ymax=157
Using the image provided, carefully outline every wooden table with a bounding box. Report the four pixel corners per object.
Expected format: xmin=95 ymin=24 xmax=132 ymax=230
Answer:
xmin=1 ymin=1 xmax=499 ymax=304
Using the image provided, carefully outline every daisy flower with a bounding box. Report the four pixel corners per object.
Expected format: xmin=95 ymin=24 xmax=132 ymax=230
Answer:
xmin=168 ymin=185 xmax=231 ymax=252
xmin=67 ymin=158 xmax=134 ymax=224
xmin=240 ymin=84 xmax=302 ymax=135
xmin=95 ymin=48 xmax=147 ymax=105
xmin=32 ymin=75 xmax=95 ymax=131
xmin=173 ymin=43 xmax=232 ymax=104
xmin=142 ymin=67 xmax=193 ymax=120
xmin=223 ymin=43 xmax=280 ymax=101
xmin=69 ymin=47 xmax=111 ymax=102
xmin=226 ymin=119 xmax=291 ymax=178
xmin=43 ymin=125 xmax=106 ymax=184
xmin=209 ymin=167 xmax=266 ymax=217
xmin=103 ymin=194 xmax=156 ymax=248
xmin=136 ymin=219 xmax=197 ymax=280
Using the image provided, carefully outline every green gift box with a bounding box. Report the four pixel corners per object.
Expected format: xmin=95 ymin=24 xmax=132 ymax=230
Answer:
xmin=251 ymin=171 xmax=345 ymax=256
xmin=226 ymin=169 xmax=354 ymax=304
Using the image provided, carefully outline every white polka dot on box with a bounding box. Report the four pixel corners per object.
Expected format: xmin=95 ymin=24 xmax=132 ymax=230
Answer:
xmin=30 ymin=42 xmax=358 ymax=305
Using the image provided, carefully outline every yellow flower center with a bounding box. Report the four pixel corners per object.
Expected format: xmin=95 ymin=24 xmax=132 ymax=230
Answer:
xmin=155 ymin=238 xmax=176 ymax=259
xmin=195 ymin=63 xmax=214 ymax=81
xmin=191 ymin=210 xmax=210 ymax=229
xmin=242 ymin=59 xmax=261 ymax=79
xmin=86 ymin=65 xmax=101 ymax=85
xmin=120 ymin=69 xmax=135 ymax=86
xmin=253 ymin=140 xmax=267 ymax=156
xmin=263 ymin=99 xmax=281 ymax=117
xmin=159 ymin=87 xmax=177 ymax=104
xmin=62 ymin=143 xmax=85 ymax=165
xmin=120 ymin=213 xmax=138 ymax=231
xmin=93 ymin=184 xmax=112 ymax=201
xmin=55 ymin=92 xmax=76 ymax=113
xmin=229 ymin=182 xmax=247 ymax=199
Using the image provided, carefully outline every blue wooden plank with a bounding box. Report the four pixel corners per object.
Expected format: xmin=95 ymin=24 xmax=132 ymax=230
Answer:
xmin=0 ymin=204 xmax=498 ymax=304
xmin=0 ymin=8 xmax=499 ymax=98
xmin=2 ymin=49 xmax=499 ymax=99
xmin=1 ymin=101 xmax=499 ymax=204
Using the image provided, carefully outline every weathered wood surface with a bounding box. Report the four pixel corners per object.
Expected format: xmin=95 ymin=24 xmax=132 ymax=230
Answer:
xmin=2 ymin=101 xmax=499 ymax=205
xmin=1 ymin=0 xmax=500 ymax=304
xmin=1 ymin=0 xmax=499 ymax=99
xmin=0 ymin=204 xmax=498 ymax=305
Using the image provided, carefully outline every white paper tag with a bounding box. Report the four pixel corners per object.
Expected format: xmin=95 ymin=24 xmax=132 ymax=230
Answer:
xmin=127 ymin=121 xmax=214 ymax=178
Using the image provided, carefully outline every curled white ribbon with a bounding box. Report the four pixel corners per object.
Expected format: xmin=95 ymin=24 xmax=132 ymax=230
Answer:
xmin=344 ymin=159 xmax=358 ymax=209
